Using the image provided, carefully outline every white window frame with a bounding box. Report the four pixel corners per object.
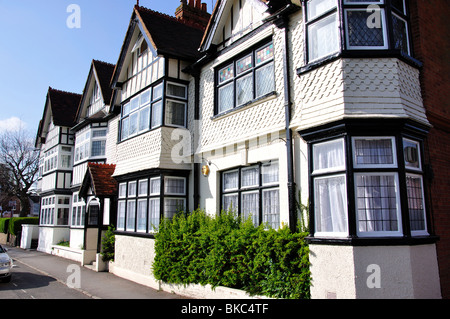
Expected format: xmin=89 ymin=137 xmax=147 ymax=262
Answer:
xmin=164 ymin=177 xmax=186 ymax=196
xmin=344 ymin=8 xmax=389 ymax=50
xmin=352 ymin=136 xmax=397 ymax=169
xmin=406 ymin=173 xmax=428 ymax=236
xmin=312 ymin=138 xmax=346 ymax=175
xmin=354 ymin=172 xmax=403 ymax=237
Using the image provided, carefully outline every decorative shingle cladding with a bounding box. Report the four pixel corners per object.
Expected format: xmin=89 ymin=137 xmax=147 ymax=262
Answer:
xmin=113 ymin=126 xmax=191 ymax=177
xmin=292 ymin=58 xmax=429 ymax=131
xmin=196 ymin=26 xmax=287 ymax=154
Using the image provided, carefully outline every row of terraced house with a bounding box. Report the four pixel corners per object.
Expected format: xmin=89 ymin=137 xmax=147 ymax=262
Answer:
xmin=34 ymin=0 xmax=450 ymax=299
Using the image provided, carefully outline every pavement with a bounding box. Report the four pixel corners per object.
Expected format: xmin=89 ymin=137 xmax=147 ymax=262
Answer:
xmin=5 ymin=246 xmax=187 ymax=300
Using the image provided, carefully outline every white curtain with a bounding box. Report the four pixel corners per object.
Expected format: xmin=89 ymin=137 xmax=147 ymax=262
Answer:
xmin=314 ymin=175 xmax=348 ymax=234
xmin=242 ymin=192 xmax=259 ymax=226
xmin=313 ymin=139 xmax=345 ymax=172
xmin=356 ymin=174 xmax=398 ymax=233
xmin=263 ymin=189 xmax=280 ymax=229
xmin=149 ymin=198 xmax=160 ymax=232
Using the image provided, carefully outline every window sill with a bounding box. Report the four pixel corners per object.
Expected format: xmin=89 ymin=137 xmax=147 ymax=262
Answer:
xmin=306 ymin=235 xmax=439 ymax=246
xmin=211 ymin=91 xmax=278 ymax=121
xmin=297 ymin=50 xmax=423 ymax=76
xmin=114 ymin=230 xmax=156 ymax=239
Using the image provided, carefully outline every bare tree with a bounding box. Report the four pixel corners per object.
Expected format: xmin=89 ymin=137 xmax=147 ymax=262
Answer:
xmin=0 ymin=128 xmax=39 ymax=217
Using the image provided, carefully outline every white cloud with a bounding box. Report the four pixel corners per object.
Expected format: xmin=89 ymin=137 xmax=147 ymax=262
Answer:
xmin=0 ymin=117 xmax=27 ymax=133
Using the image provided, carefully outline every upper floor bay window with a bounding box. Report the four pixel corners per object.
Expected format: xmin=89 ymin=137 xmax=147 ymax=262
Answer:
xmin=74 ymin=124 xmax=108 ymax=164
xmin=119 ymin=80 xmax=187 ymax=142
xmin=304 ymin=0 xmax=412 ymax=63
xmin=216 ymin=41 xmax=276 ymax=115
xmin=309 ymin=131 xmax=429 ymax=239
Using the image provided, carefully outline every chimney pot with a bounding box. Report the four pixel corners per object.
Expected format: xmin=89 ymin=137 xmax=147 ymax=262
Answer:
xmin=188 ymin=0 xmax=194 ymax=7
xmin=201 ymin=3 xmax=207 ymax=11
xmin=195 ymin=0 xmax=201 ymax=9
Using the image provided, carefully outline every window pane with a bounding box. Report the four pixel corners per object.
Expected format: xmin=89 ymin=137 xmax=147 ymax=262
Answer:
xmin=314 ymin=175 xmax=348 ymax=234
xmin=242 ymin=192 xmax=259 ymax=226
xmin=121 ymin=117 xmax=129 ymax=140
xmin=149 ymin=198 xmax=160 ymax=232
xmin=91 ymin=140 xmax=106 ymax=157
xmin=126 ymin=200 xmax=136 ymax=231
xmin=218 ymin=83 xmax=234 ymax=113
xmin=153 ymin=83 xmax=163 ymax=100
xmin=128 ymin=181 xmax=137 ymax=197
xmin=151 ymin=101 xmax=162 ymax=128
xmin=403 ymin=139 xmax=421 ymax=170
xmin=130 ymin=97 xmax=139 ymax=112
xmin=236 ymin=73 xmax=253 ymax=106
xmin=117 ymin=201 xmax=126 ymax=230
xmin=262 ymin=161 xmax=279 ymax=185
xmin=164 ymin=198 xmax=185 ymax=220
xmin=137 ymin=199 xmax=147 ymax=232
xmin=92 ymin=130 xmax=107 ymax=138
xmin=236 ymin=54 xmax=253 ymax=75
xmin=391 ymin=0 xmax=405 ymax=14
xmin=167 ymin=83 xmax=187 ymax=98
xmin=256 ymin=62 xmax=275 ymax=97
xmin=346 ymin=9 xmax=386 ymax=48
xmin=122 ymin=103 xmax=130 ymax=116
xmin=308 ymin=13 xmax=339 ymax=61
xmin=165 ymin=177 xmax=185 ymax=195
xmin=219 ymin=64 xmax=234 ymax=84
xmin=406 ymin=175 xmax=427 ymax=233
xmin=129 ymin=112 xmax=138 ymax=136
xmin=166 ymin=100 xmax=186 ymax=127
xmin=150 ymin=177 xmax=161 ymax=195
xmin=223 ymin=170 xmax=239 ymax=190
xmin=139 ymin=179 xmax=148 ymax=196
xmin=256 ymin=43 xmax=274 ymax=65
xmin=263 ymin=189 xmax=280 ymax=229
xmin=307 ymin=0 xmax=337 ymax=21
xmin=241 ymin=166 xmax=259 ymax=188
xmin=223 ymin=194 xmax=238 ymax=213
xmin=354 ymin=138 xmax=395 ymax=166
xmin=119 ymin=183 xmax=127 ymax=198
xmin=313 ymin=138 xmax=345 ymax=172
xmin=141 ymin=90 xmax=151 ymax=105
xmin=356 ymin=174 xmax=399 ymax=233
xmin=392 ymin=13 xmax=410 ymax=55
xmin=139 ymin=106 xmax=150 ymax=132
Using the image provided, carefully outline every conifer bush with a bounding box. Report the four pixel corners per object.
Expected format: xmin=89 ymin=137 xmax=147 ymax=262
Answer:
xmin=153 ymin=209 xmax=311 ymax=299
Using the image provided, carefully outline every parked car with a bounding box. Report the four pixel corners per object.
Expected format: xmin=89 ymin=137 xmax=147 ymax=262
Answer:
xmin=0 ymin=244 xmax=12 ymax=283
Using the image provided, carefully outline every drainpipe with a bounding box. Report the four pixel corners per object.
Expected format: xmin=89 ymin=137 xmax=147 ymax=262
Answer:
xmin=193 ymin=72 xmax=201 ymax=210
xmin=267 ymin=4 xmax=298 ymax=232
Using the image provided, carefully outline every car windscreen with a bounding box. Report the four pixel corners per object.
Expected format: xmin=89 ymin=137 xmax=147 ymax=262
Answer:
xmin=0 ymin=246 xmax=5 ymax=253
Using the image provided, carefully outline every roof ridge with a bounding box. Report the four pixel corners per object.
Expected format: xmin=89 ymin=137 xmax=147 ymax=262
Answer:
xmin=92 ymin=59 xmax=115 ymax=67
xmin=135 ymin=5 xmax=205 ymax=31
xmin=48 ymin=87 xmax=82 ymax=97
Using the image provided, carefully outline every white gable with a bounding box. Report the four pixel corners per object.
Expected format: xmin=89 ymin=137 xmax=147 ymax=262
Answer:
xmin=204 ymin=0 xmax=270 ymax=51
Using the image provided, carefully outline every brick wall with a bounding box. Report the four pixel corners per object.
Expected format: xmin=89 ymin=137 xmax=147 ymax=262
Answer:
xmin=410 ymin=0 xmax=450 ymax=299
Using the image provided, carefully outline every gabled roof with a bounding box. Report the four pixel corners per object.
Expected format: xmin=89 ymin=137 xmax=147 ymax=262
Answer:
xmin=79 ymin=163 xmax=117 ymax=198
xmin=47 ymin=88 xmax=82 ymax=127
xmin=35 ymin=87 xmax=81 ymax=147
xmin=199 ymin=0 xmax=294 ymax=52
xmin=74 ymin=59 xmax=115 ymax=128
xmin=111 ymin=5 xmax=205 ymax=87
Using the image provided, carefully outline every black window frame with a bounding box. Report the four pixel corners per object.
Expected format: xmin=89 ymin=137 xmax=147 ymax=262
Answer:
xmin=302 ymin=0 xmax=414 ymax=66
xmin=118 ymin=78 xmax=188 ymax=143
xmin=214 ymin=39 xmax=276 ymax=116
xmin=220 ymin=161 xmax=280 ymax=229
xmin=116 ymin=171 xmax=189 ymax=236
xmin=301 ymin=119 xmax=436 ymax=245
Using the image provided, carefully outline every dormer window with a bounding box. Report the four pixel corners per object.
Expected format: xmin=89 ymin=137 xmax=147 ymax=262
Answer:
xmin=304 ymin=0 xmax=412 ymax=64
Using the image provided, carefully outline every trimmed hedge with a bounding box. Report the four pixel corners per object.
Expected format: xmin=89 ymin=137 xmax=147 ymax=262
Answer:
xmin=0 ymin=218 xmax=10 ymax=234
xmin=153 ymin=210 xmax=311 ymax=299
xmin=8 ymin=217 xmax=39 ymax=235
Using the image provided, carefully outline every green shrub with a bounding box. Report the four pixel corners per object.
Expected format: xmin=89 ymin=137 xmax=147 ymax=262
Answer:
xmin=153 ymin=209 xmax=311 ymax=299
xmin=8 ymin=217 xmax=39 ymax=236
xmin=101 ymin=226 xmax=116 ymax=262
xmin=0 ymin=218 xmax=10 ymax=234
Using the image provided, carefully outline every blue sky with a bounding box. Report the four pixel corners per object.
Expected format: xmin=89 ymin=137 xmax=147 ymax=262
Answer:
xmin=0 ymin=0 xmax=215 ymax=135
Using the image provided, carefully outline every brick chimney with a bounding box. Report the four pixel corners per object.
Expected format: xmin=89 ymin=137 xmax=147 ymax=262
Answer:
xmin=175 ymin=0 xmax=211 ymax=31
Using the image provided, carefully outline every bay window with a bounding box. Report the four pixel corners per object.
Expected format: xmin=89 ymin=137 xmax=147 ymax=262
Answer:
xmin=216 ymin=41 xmax=276 ymax=115
xmin=304 ymin=0 xmax=413 ymax=64
xmin=307 ymin=126 xmax=430 ymax=241
xmin=116 ymin=173 xmax=188 ymax=234
xmin=221 ymin=161 xmax=280 ymax=229
xmin=119 ymin=80 xmax=187 ymax=142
